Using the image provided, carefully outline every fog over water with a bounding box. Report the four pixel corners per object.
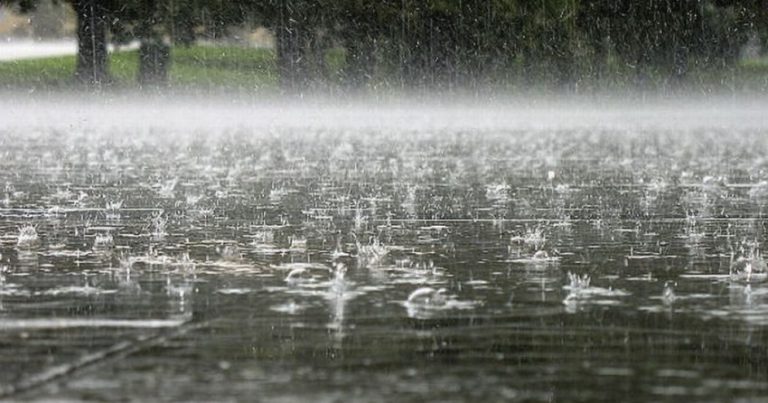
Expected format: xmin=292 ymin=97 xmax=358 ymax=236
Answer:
xmin=3 ymin=95 xmax=767 ymax=132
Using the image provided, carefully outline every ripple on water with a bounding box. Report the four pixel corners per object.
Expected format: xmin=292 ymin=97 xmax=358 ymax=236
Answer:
xmin=3 ymin=110 xmax=768 ymax=401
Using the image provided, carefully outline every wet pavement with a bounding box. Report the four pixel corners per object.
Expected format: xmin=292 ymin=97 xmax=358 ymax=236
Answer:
xmin=1 ymin=100 xmax=767 ymax=401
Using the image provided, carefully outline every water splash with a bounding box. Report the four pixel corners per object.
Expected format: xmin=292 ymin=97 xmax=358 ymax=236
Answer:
xmin=729 ymin=241 xmax=768 ymax=284
xmin=16 ymin=224 xmax=39 ymax=248
xmin=105 ymin=200 xmax=123 ymax=220
xmin=663 ymin=281 xmax=677 ymax=305
xmin=93 ymin=232 xmax=114 ymax=249
xmin=355 ymin=235 xmax=390 ymax=267
xmin=151 ymin=212 xmax=168 ymax=240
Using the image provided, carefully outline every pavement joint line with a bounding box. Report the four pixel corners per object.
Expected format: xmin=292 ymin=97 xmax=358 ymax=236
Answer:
xmin=0 ymin=319 xmax=209 ymax=399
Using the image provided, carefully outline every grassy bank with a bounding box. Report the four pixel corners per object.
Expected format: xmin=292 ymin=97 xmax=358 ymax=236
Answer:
xmin=0 ymin=45 xmax=280 ymax=92
xmin=1 ymin=44 xmax=767 ymax=94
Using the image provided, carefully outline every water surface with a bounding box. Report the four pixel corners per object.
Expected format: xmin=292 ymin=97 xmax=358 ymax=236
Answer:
xmin=1 ymin=99 xmax=767 ymax=402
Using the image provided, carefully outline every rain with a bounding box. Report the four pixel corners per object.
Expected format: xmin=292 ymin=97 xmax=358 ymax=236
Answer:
xmin=1 ymin=1 xmax=768 ymax=402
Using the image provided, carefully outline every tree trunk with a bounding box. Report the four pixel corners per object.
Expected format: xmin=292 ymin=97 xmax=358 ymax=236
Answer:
xmin=73 ymin=0 xmax=109 ymax=85
xmin=401 ymin=15 xmax=430 ymax=89
xmin=670 ymin=45 xmax=688 ymax=88
xmin=342 ymin=28 xmax=375 ymax=90
xmin=134 ymin=0 xmax=171 ymax=87
xmin=138 ymin=39 xmax=171 ymax=87
xmin=275 ymin=1 xmax=309 ymax=93
xmin=762 ymin=0 xmax=768 ymax=52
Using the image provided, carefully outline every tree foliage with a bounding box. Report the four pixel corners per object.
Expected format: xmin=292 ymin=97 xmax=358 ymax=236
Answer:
xmin=2 ymin=0 xmax=767 ymax=90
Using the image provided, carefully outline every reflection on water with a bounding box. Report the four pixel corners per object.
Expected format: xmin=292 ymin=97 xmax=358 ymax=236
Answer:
xmin=0 ymin=105 xmax=767 ymax=401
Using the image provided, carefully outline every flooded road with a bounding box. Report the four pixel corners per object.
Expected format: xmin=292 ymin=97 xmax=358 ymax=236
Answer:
xmin=1 ymin=99 xmax=767 ymax=401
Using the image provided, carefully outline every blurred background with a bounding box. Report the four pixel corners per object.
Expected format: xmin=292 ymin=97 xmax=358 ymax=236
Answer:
xmin=0 ymin=0 xmax=766 ymax=94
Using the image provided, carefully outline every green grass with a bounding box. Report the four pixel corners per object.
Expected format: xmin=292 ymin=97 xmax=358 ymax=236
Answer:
xmin=170 ymin=46 xmax=278 ymax=90
xmin=0 ymin=53 xmax=78 ymax=89
xmin=0 ymin=44 xmax=767 ymax=94
xmin=0 ymin=45 xmax=280 ymax=92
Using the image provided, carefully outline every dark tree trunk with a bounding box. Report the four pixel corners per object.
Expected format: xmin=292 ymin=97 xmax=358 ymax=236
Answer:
xmin=138 ymin=39 xmax=171 ymax=87
xmin=134 ymin=0 xmax=171 ymax=87
xmin=73 ymin=0 xmax=109 ymax=85
xmin=342 ymin=28 xmax=376 ymax=90
xmin=521 ymin=46 xmax=534 ymax=87
xmin=553 ymin=33 xmax=574 ymax=90
xmin=275 ymin=28 xmax=305 ymax=92
xmin=762 ymin=0 xmax=768 ymax=53
xmin=670 ymin=45 xmax=688 ymax=88
xmin=401 ymin=14 xmax=431 ymax=89
xmin=590 ymin=41 xmax=606 ymax=86
xmin=275 ymin=1 xmax=309 ymax=93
